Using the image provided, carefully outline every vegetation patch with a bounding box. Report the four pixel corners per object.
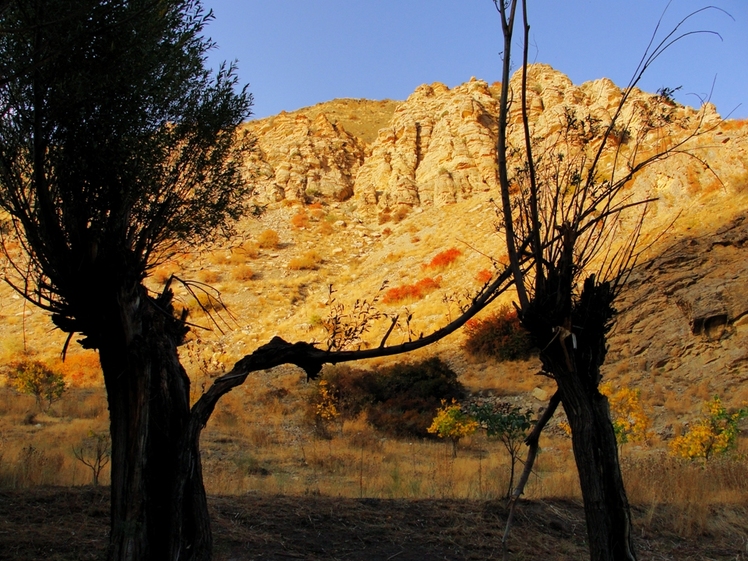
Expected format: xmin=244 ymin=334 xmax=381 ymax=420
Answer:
xmin=423 ymin=248 xmax=462 ymax=270
xmin=310 ymin=357 xmax=465 ymax=438
xmin=382 ymin=276 xmax=442 ymax=304
xmin=257 ymin=229 xmax=280 ymax=249
xmin=288 ymin=250 xmax=322 ymax=271
xmin=3 ymin=360 xmax=67 ymax=411
xmin=463 ymin=306 xmax=533 ymax=361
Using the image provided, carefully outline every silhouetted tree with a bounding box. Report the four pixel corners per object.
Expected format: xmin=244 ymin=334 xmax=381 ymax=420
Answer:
xmin=0 ymin=1 xmax=252 ymax=558
xmin=493 ymin=1 xmax=718 ymax=560
xmin=0 ymin=4 xmax=518 ymax=560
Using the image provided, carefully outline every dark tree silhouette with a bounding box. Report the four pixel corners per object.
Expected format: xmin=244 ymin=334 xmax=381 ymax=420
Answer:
xmin=0 ymin=5 xmax=519 ymax=560
xmin=493 ymin=1 xmax=721 ymax=560
xmin=0 ymin=1 xmax=252 ymax=558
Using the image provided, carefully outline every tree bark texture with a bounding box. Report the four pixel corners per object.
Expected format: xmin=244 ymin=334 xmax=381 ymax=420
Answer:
xmin=560 ymin=377 xmax=636 ymax=561
xmin=526 ymin=276 xmax=637 ymax=561
xmin=97 ymin=284 xmax=210 ymax=561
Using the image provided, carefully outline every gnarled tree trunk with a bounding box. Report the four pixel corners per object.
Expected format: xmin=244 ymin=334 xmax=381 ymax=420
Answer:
xmin=526 ymin=276 xmax=637 ymax=561
xmin=560 ymin=377 xmax=635 ymax=561
xmin=96 ymin=284 xmax=210 ymax=561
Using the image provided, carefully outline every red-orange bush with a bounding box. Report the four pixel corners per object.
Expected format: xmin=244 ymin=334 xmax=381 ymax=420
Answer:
xmin=424 ymin=248 xmax=462 ymax=270
xmin=290 ymin=211 xmax=309 ymax=229
xmin=475 ymin=268 xmax=493 ymax=284
xmin=382 ymin=276 xmax=442 ymax=304
xmin=463 ymin=306 xmax=533 ymax=361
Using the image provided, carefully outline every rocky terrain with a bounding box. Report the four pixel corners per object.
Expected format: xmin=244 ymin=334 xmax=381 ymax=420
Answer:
xmin=234 ymin=64 xmax=748 ymax=418
xmin=1 ymin=64 xmax=747 ymax=424
xmin=1 ymin=63 xmax=747 ymax=561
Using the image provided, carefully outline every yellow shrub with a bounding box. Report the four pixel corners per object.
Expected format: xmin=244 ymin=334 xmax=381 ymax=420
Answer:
xmin=232 ymin=265 xmax=255 ymax=281
xmin=600 ymin=383 xmax=652 ymax=446
xmin=669 ymin=396 xmax=748 ymax=461
xmin=257 ymin=230 xmax=280 ymax=249
xmin=197 ymin=269 xmax=221 ymax=284
xmin=288 ymin=250 xmax=322 ymax=271
xmin=240 ymin=240 xmax=260 ymax=258
xmin=427 ymin=399 xmax=478 ymax=457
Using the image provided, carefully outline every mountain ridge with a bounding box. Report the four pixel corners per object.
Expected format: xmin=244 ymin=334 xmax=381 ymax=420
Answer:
xmin=0 ymin=64 xmax=746 ymax=432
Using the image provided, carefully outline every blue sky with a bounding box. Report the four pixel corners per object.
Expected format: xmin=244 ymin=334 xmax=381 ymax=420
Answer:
xmin=201 ymin=1 xmax=747 ymax=121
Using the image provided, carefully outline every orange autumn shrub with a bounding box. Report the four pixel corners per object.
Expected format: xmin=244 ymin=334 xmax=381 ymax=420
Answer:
xmin=475 ymin=268 xmax=493 ymax=284
xmin=290 ymin=211 xmax=309 ymax=229
xmin=382 ymin=276 xmax=442 ymax=304
xmin=424 ymin=248 xmax=462 ymax=270
xmin=53 ymin=352 xmax=102 ymax=387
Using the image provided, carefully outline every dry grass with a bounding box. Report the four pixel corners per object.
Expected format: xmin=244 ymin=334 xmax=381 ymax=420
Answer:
xmin=258 ymin=97 xmax=401 ymax=144
xmin=197 ymin=269 xmax=222 ymax=284
xmin=0 ymin=357 xmax=747 ymax=559
xmin=232 ymin=264 xmax=255 ymax=281
xmin=288 ymin=250 xmax=322 ymax=271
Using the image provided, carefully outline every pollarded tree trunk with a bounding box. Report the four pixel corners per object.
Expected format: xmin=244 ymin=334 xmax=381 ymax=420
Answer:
xmin=96 ymin=283 xmax=211 ymax=561
xmin=559 ymin=374 xmax=636 ymax=561
xmin=527 ymin=276 xmax=637 ymax=561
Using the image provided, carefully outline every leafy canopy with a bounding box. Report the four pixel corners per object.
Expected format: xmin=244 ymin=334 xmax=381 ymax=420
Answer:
xmin=0 ymin=0 xmax=252 ymax=339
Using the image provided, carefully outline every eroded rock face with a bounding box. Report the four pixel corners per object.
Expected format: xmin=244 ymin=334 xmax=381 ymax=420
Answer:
xmin=245 ymin=112 xmax=367 ymax=203
xmin=354 ymin=78 xmax=501 ymax=210
xmin=351 ymin=64 xmax=738 ymax=212
xmin=607 ymin=213 xmax=748 ymax=392
xmin=245 ymin=64 xmax=747 ymax=218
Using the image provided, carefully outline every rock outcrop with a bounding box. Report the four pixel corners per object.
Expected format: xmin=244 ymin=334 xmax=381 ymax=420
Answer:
xmin=606 ymin=212 xmax=748 ymax=401
xmin=354 ymin=78 xmax=501 ymax=209
xmin=245 ymin=112 xmax=367 ymax=202
xmin=245 ymin=65 xmax=746 ymax=223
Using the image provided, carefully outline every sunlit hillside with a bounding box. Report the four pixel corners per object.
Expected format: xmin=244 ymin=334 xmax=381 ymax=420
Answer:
xmin=1 ymin=67 xmax=748 ymax=559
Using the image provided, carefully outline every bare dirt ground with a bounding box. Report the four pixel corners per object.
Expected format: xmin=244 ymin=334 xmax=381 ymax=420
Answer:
xmin=1 ymin=487 xmax=747 ymax=560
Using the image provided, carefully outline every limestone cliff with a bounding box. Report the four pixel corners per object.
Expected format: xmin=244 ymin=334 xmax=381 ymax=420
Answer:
xmin=245 ymin=112 xmax=368 ymax=202
xmin=247 ymin=65 xmax=747 ymax=224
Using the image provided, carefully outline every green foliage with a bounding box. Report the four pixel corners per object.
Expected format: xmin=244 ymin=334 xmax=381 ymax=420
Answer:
xmin=5 ymin=360 xmax=67 ymax=411
xmin=314 ymin=357 xmax=465 ymax=438
xmin=463 ymin=306 xmax=533 ymax=361
xmin=471 ymin=402 xmax=533 ymax=443
xmin=0 ymin=0 xmax=253 ymax=330
xmin=427 ymin=399 xmax=478 ymax=457
xmin=470 ymin=401 xmax=533 ymax=496
xmin=670 ymin=396 xmax=748 ymax=461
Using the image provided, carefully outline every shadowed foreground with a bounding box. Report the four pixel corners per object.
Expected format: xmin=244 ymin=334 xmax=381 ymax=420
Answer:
xmin=0 ymin=487 xmax=745 ymax=560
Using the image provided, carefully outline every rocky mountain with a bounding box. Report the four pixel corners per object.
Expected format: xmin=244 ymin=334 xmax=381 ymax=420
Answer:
xmin=247 ymin=64 xmax=745 ymax=221
xmin=1 ymin=64 xmax=746 ymax=428
xmin=236 ymin=63 xmax=748 ymax=422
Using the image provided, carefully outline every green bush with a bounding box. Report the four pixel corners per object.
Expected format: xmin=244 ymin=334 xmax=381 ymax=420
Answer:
xmin=314 ymin=357 xmax=465 ymax=438
xmin=463 ymin=306 xmax=533 ymax=361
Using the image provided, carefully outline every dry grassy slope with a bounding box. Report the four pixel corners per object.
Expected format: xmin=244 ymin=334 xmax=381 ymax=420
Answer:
xmin=254 ymin=98 xmax=401 ymax=145
xmin=0 ymin=67 xmax=747 ymax=437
